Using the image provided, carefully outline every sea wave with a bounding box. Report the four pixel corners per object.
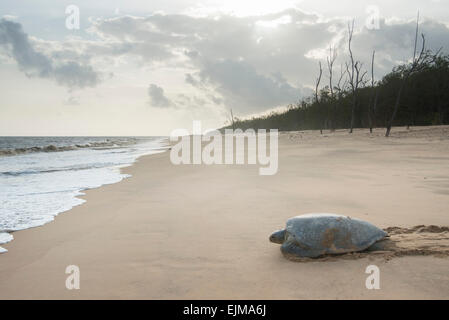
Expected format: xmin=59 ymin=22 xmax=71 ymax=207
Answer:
xmin=0 ymin=137 xmax=168 ymax=253
xmin=0 ymin=140 xmax=135 ymax=157
xmin=0 ymin=162 xmax=119 ymax=176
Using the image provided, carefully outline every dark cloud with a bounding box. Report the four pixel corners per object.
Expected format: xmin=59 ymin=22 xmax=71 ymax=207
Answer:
xmin=0 ymin=19 xmax=100 ymax=89
xmin=185 ymin=73 xmax=199 ymax=86
xmin=148 ymin=84 xmax=174 ymax=108
xmin=193 ymin=58 xmax=303 ymax=112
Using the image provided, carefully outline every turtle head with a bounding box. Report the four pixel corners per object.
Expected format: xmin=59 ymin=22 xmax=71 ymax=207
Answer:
xmin=269 ymin=229 xmax=286 ymax=244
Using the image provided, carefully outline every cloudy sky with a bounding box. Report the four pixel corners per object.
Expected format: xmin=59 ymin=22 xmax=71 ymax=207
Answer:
xmin=1 ymin=0 xmax=448 ymax=135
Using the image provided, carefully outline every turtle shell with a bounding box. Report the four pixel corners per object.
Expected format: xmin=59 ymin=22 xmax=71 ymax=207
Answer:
xmin=284 ymin=213 xmax=387 ymax=256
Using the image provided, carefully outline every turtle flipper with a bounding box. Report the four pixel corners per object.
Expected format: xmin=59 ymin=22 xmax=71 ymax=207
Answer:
xmin=365 ymin=238 xmax=395 ymax=252
xmin=280 ymin=238 xmax=324 ymax=259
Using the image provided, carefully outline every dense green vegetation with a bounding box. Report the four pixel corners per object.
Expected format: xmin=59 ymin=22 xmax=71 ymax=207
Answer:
xmin=224 ymin=53 xmax=449 ymax=134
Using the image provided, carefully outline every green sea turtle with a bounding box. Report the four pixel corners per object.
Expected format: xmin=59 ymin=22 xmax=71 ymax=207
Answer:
xmin=270 ymin=213 xmax=388 ymax=259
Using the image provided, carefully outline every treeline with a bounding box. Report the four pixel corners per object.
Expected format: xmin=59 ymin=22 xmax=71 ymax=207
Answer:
xmin=224 ymin=17 xmax=449 ymax=135
xmin=226 ymin=54 xmax=449 ymax=132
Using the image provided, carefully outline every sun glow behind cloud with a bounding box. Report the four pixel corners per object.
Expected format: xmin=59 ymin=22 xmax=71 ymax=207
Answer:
xmin=185 ymin=0 xmax=300 ymax=17
xmin=255 ymin=15 xmax=293 ymax=28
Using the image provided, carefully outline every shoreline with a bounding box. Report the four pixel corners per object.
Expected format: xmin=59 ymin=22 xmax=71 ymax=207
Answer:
xmin=0 ymin=126 xmax=448 ymax=299
xmin=0 ymin=137 xmax=169 ymax=253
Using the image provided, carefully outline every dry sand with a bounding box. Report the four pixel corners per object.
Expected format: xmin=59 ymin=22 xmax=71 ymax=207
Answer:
xmin=0 ymin=126 xmax=449 ymax=299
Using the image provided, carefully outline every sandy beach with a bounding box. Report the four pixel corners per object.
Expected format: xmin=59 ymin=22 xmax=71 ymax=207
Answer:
xmin=1 ymin=126 xmax=449 ymax=299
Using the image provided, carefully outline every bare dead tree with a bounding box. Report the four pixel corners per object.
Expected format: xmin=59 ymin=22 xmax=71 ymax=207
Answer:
xmin=315 ymin=61 xmax=323 ymax=104
xmin=327 ymin=45 xmax=337 ymax=131
xmin=331 ymin=64 xmax=348 ymax=130
xmin=346 ymin=20 xmax=368 ymax=133
xmin=315 ymin=61 xmax=324 ymax=134
xmin=385 ymin=12 xmax=438 ymax=136
xmin=229 ymin=109 xmax=235 ymax=130
xmin=368 ymin=50 xmax=378 ymax=133
xmin=336 ymin=63 xmax=348 ymax=94
xmin=347 ymin=20 xmax=355 ymax=133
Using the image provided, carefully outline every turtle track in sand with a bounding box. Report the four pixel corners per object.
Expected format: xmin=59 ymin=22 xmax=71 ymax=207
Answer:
xmin=284 ymin=225 xmax=449 ymax=262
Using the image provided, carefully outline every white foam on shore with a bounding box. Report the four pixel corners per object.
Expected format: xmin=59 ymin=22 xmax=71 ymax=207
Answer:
xmin=0 ymin=232 xmax=13 ymax=253
xmin=0 ymin=137 xmax=168 ymax=253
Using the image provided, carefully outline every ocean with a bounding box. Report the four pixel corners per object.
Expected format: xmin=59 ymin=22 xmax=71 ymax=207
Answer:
xmin=0 ymin=136 xmax=168 ymax=253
